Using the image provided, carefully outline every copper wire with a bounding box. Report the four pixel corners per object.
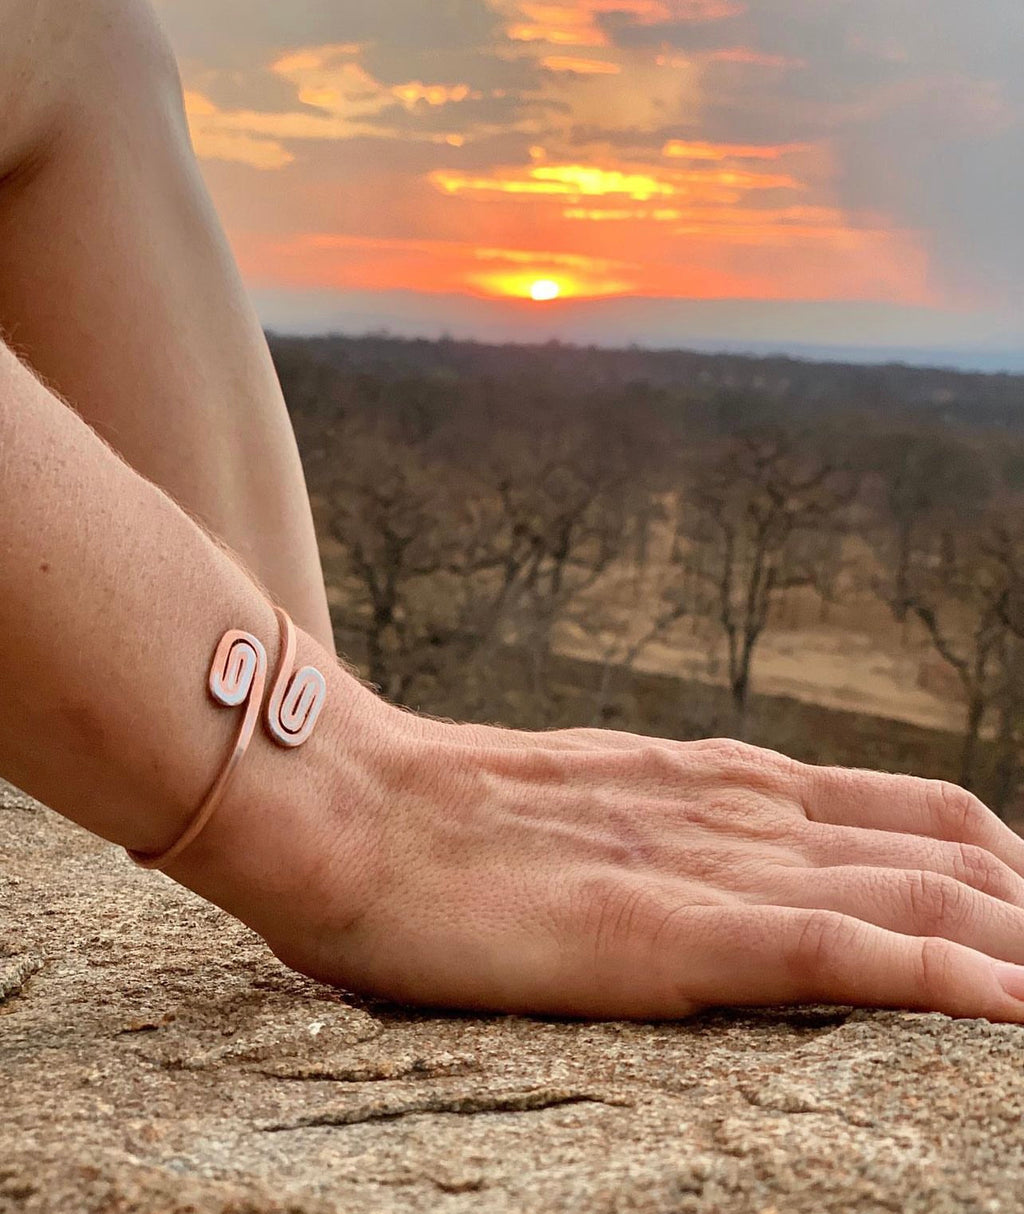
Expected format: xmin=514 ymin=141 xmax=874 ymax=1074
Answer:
xmin=127 ymin=606 xmax=326 ymax=870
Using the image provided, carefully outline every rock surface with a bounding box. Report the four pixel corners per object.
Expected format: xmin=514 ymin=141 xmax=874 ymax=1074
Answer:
xmin=3 ymin=780 xmax=1024 ymax=1214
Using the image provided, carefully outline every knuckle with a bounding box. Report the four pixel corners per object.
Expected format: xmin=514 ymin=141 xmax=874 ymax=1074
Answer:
xmin=788 ymin=909 xmax=854 ymax=983
xmin=552 ymin=726 xmax=616 ymax=748
xmin=916 ymin=936 xmax=957 ymax=1000
xmin=810 ymin=765 xmax=880 ymax=810
xmin=636 ymin=744 xmax=685 ymax=776
xmin=904 ymin=871 xmax=970 ymax=933
xmin=683 ymin=789 xmax=795 ymax=842
xmin=952 ymin=843 xmax=1013 ymax=899
xmin=632 ymin=744 xmax=704 ymax=792
xmin=578 ymin=873 xmax=642 ymax=944
xmin=925 ymin=780 xmax=987 ymax=837
xmin=689 ymin=739 xmax=803 ymax=793
xmin=694 ymin=737 xmax=767 ymax=767
xmin=576 ymin=875 xmax=680 ymax=955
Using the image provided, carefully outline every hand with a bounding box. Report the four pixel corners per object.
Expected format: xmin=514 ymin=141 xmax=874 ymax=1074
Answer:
xmin=176 ymin=702 xmax=1024 ymax=1022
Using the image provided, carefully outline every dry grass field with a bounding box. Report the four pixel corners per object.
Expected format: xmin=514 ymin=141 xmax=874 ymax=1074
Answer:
xmin=554 ymin=519 xmax=968 ymax=735
xmin=315 ymin=492 xmax=1024 ymax=818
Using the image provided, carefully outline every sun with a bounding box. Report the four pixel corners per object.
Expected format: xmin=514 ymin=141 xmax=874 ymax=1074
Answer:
xmin=529 ymin=279 xmax=561 ymax=302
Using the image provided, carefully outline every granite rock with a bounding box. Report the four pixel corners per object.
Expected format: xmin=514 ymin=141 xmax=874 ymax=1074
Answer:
xmin=2 ymin=781 xmax=1023 ymax=1213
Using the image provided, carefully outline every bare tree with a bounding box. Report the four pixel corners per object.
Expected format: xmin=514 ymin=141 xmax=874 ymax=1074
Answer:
xmin=321 ymin=413 xmax=649 ymax=724
xmin=874 ymin=512 xmax=1015 ymax=792
xmin=322 ymin=419 xmax=488 ymax=704
xmin=678 ymin=427 xmax=855 ymax=729
xmin=990 ymin=632 xmax=1024 ymax=814
xmin=981 ymin=522 xmax=1024 ymax=811
xmin=868 ymin=430 xmax=991 ymax=630
xmin=868 ymin=432 xmax=1012 ymax=792
xmin=574 ymin=540 xmax=692 ymax=726
xmin=464 ymin=425 xmax=641 ymax=719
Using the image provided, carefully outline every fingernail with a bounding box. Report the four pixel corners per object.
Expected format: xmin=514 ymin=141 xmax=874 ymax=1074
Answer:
xmin=993 ymin=962 xmax=1024 ymax=1003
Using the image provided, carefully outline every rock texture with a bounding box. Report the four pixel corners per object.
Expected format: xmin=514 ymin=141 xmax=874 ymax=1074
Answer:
xmin=3 ymin=779 xmax=1024 ymax=1214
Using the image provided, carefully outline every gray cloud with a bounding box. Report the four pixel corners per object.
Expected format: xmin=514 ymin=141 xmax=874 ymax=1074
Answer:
xmin=598 ymin=11 xmax=742 ymax=51
xmin=364 ymin=94 xmax=570 ymax=139
xmin=597 ymin=0 xmax=1024 ymax=306
xmin=360 ymin=44 xmax=541 ymax=92
xmin=153 ymin=0 xmax=499 ymax=61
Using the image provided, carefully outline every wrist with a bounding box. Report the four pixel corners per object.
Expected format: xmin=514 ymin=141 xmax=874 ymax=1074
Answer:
xmin=158 ymin=621 xmax=402 ymax=958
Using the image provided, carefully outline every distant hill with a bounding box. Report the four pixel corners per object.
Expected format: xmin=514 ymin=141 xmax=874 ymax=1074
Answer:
xmin=269 ymin=331 xmax=1024 ymax=432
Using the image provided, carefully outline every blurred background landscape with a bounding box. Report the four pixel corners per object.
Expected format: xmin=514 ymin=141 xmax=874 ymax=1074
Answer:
xmin=274 ymin=332 xmax=1024 ymax=822
xmin=152 ymin=0 xmax=1024 ymax=819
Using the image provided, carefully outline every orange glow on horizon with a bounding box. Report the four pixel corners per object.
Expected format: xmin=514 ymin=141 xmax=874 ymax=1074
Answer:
xmin=230 ymin=227 xmax=934 ymax=310
xmin=242 ymin=234 xmax=636 ymax=300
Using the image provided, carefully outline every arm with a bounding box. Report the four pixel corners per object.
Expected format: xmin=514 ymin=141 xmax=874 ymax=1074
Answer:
xmin=6 ymin=335 xmax=1024 ymax=1022
xmin=0 ymin=337 xmax=386 ymax=933
xmin=0 ymin=0 xmax=333 ymax=650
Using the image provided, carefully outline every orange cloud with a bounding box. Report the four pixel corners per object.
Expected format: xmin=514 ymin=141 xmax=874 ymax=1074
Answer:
xmin=505 ymin=0 xmax=744 ymax=47
xmin=562 ymin=202 xmax=846 ymax=228
xmin=433 ymin=163 xmax=675 ymax=200
xmin=271 ymin=45 xmax=363 ymax=74
xmin=431 ymin=161 xmax=800 ymax=203
xmin=662 ymin=140 xmax=806 ymax=161
xmin=507 ymin=3 xmax=607 ymax=46
xmin=182 ymin=56 xmax=482 ymax=170
xmin=708 ymin=48 xmax=804 ymax=68
xmin=390 ymin=82 xmax=474 ymax=106
xmin=541 ymin=55 xmax=622 ymax=73
xmin=184 ymin=91 xmax=295 ymax=169
xmin=178 ymin=17 xmax=938 ymax=316
xmin=563 ymin=206 xmax=685 ymax=220
xmin=271 ymin=49 xmax=477 ymax=116
xmin=470 ymin=245 xmax=633 ymax=296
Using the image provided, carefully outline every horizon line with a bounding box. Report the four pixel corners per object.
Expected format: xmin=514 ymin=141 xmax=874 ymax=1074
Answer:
xmin=265 ymin=325 xmax=1024 ymax=380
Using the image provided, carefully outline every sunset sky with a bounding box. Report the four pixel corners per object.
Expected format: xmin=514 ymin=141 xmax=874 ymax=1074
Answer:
xmin=154 ymin=0 xmax=1024 ymax=366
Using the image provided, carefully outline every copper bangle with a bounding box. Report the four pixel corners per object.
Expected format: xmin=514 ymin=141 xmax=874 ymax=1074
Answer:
xmin=127 ymin=606 xmax=327 ymax=871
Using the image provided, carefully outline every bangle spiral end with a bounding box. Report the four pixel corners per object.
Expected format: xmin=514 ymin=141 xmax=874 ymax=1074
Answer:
xmin=126 ymin=608 xmax=325 ymax=871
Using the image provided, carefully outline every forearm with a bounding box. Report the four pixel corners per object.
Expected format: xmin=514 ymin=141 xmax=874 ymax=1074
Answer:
xmin=0 ymin=0 xmax=333 ymax=649
xmin=0 ymin=339 xmax=378 ymax=859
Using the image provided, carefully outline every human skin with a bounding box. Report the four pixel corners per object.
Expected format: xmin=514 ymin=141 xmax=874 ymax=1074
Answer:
xmin=4 ymin=0 xmax=1024 ymax=1022
xmin=0 ymin=0 xmax=333 ymax=652
xmin=6 ymin=340 xmax=1024 ymax=1022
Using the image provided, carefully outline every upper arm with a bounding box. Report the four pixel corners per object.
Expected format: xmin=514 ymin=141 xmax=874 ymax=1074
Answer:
xmin=0 ymin=0 xmax=183 ymax=185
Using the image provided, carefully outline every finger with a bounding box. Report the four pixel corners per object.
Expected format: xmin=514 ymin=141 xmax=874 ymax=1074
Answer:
xmin=801 ymin=823 xmax=1024 ymax=909
xmin=666 ymin=904 xmax=1024 ymax=1022
xmin=769 ymin=865 xmax=1024 ymax=965
xmin=805 ymin=767 xmax=1024 ymax=878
